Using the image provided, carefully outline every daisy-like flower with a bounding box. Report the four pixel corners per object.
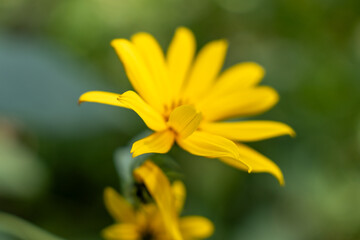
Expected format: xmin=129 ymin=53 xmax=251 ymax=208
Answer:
xmin=79 ymin=27 xmax=294 ymax=185
xmin=103 ymin=160 xmax=214 ymax=240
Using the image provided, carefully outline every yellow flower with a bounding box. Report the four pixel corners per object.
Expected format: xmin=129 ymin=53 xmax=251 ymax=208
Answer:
xmin=103 ymin=160 xmax=214 ymax=240
xmin=79 ymin=27 xmax=294 ymax=185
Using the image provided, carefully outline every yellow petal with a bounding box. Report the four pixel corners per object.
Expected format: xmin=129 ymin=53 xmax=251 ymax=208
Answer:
xmin=133 ymin=161 xmax=183 ymax=240
xmin=176 ymin=131 xmax=251 ymax=172
xmin=205 ymin=62 xmax=265 ymax=100
xmin=198 ymin=86 xmax=279 ymax=121
xmin=79 ymin=90 xmax=167 ymax=131
xmin=104 ymin=187 xmax=136 ymax=223
xmin=130 ymin=131 xmax=175 ymax=158
xmin=167 ymin=27 xmax=196 ymax=100
xmin=168 ymin=105 xmax=202 ymax=138
xmin=171 ymin=181 xmax=186 ymax=213
xmin=219 ymin=156 xmax=249 ymax=173
xmin=183 ymin=39 xmax=228 ymax=101
xmin=131 ymin=32 xmax=171 ymax=107
xmin=179 ymin=216 xmax=214 ymax=239
xmin=111 ymin=39 xmax=163 ymax=111
xmin=78 ymin=91 xmax=124 ymax=107
xmin=221 ymin=143 xmax=284 ymax=185
xmin=118 ymin=91 xmax=167 ymax=131
xmin=138 ymin=205 xmax=164 ymax=236
xmin=201 ymin=121 xmax=295 ymax=142
xmin=102 ymin=223 xmax=139 ymax=240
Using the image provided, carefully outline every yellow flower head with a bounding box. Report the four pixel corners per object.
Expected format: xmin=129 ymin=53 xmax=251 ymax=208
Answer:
xmin=103 ymin=160 xmax=214 ymax=240
xmin=79 ymin=27 xmax=295 ymax=185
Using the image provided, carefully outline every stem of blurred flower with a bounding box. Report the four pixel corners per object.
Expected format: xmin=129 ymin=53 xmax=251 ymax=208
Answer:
xmin=0 ymin=211 xmax=65 ymax=240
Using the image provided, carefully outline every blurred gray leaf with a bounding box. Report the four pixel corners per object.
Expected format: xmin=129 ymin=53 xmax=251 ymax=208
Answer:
xmin=113 ymin=131 xmax=152 ymax=200
xmin=0 ymin=133 xmax=47 ymax=200
xmin=0 ymin=212 xmax=65 ymax=240
xmin=0 ymin=34 xmax=139 ymax=138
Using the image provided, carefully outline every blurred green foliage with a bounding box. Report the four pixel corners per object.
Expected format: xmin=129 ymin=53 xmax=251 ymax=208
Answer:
xmin=0 ymin=0 xmax=360 ymax=239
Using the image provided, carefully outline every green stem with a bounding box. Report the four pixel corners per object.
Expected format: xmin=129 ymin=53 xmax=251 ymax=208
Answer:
xmin=0 ymin=211 xmax=65 ymax=240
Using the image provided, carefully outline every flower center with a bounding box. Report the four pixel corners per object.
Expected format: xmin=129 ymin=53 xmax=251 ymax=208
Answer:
xmin=142 ymin=231 xmax=155 ymax=240
xmin=163 ymin=99 xmax=189 ymax=120
xmin=135 ymin=182 xmax=153 ymax=204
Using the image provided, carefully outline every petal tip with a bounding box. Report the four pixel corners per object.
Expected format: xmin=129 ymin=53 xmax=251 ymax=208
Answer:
xmin=130 ymin=146 xmax=145 ymax=158
xmin=216 ymin=39 xmax=229 ymax=49
xmin=110 ymin=39 xmax=119 ymax=47
xmin=289 ymin=128 xmax=296 ymax=137
xmin=175 ymin=26 xmax=193 ymax=36
xmin=272 ymin=169 xmax=285 ymax=186
xmin=277 ymin=172 xmax=285 ymax=186
xmin=283 ymin=124 xmax=296 ymax=138
xmin=271 ymin=88 xmax=280 ymax=102
xmin=278 ymin=175 xmax=285 ymax=186
xmin=78 ymin=93 xmax=87 ymax=105
xmin=104 ymin=186 xmax=114 ymax=196
xmin=177 ymin=26 xmax=190 ymax=31
xmin=131 ymin=32 xmax=151 ymax=41
xmin=103 ymin=187 xmax=117 ymax=203
xmin=110 ymin=38 xmax=130 ymax=48
xmin=280 ymin=180 xmax=285 ymax=186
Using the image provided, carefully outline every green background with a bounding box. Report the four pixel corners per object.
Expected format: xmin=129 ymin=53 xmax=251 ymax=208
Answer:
xmin=0 ymin=0 xmax=359 ymax=239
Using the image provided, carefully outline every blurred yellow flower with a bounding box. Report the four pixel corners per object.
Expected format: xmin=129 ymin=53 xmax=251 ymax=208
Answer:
xmin=79 ymin=27 xmax=294 ymax=185
xmin=103 ymin=161 xmax=213 ymax=240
